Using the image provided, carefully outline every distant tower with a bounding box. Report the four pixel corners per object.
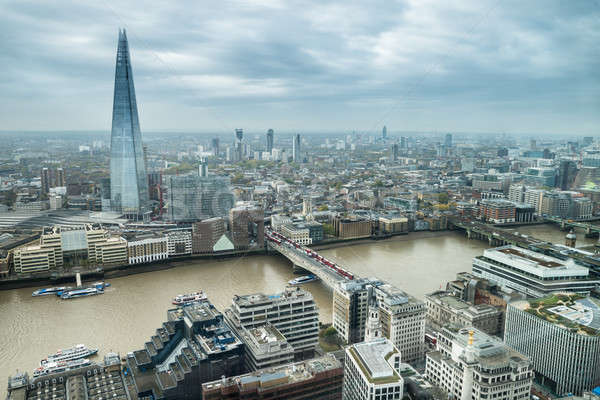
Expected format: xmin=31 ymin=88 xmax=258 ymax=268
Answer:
xmin=110 ymin=29 xmax=149 ymax=215
xmin=40 ymin=168 xmax=50 ymax=195
xmin=445 ymin=133 xmax=453 ymax=148
xmin=199 ymin=159 xmax=208 ymax=177
xmin=382 ymin=126 xmax=387 ymax=140
xmin=235 ymin=129 xmax=244 ymax=162
xmin=302 ymin=197 xmax=312 ymax=216
xmin=365 ymin=294 xmax=382 ymax=342
xmin=565 ymin=229 xmax=576 ymax=248
xmin=211 ymin=138 xmax=220 ymax=157
xmin=392 ymin=143 xmax=399 ymax=161
xmin=266 ymin=129 xmax=274 ymax=154
xmin=293 ymin=134 xmax=301 ymax=163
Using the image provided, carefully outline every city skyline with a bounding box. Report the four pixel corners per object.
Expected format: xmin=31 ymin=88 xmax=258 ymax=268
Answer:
xmin=1 ymin=0 xmax=599 ymax=135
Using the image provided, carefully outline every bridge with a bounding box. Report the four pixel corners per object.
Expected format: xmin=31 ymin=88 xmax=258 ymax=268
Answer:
xmin=265 ymin=229 xmax=356 ymax=289
xmin=545 ymin=216 xmax=600 ymax=237
xmin=447 ymin=217 xmax=538 ymax=247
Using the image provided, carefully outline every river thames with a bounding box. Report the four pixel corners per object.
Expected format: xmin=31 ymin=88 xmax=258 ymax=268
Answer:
xmin=0 ymin=224 xmax=595 ymax=393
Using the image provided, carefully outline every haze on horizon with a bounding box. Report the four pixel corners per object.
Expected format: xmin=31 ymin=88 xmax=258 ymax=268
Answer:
xmin=1 ymin=0 xmax=599 ymax=135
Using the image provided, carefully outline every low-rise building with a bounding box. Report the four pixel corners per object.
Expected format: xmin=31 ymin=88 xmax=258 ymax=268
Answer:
xmin=479 ymin=199 xmax=516 ymax=224
xmin=165 ymin=228 xmax=192 ymax=256
xmin=237 ymin=324 xmax=294 ymax=372
xmin=126 ymin=232 xmax=169 ymax=265
xmin=425 ymin=291 xmax=504 ymax=335
xmin=425 ymin=326 xmax=533 ymax=400
xmin=202 ymin=353 xmax=343 ymax=400
xmin=280 ymin=223 xmax=311 ymax=245
xmin=332 ymin=215 xmax=371 ymax=239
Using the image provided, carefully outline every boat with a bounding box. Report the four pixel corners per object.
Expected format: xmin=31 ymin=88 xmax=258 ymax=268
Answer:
xmin=60 ymin=287 xmax=104 ymax=300
xmin=32 ymin=286 xmax=73 ymax=297
xmin=172 ymin=291 xmax=207 ymax=306
xmin=41 ymin=344 xmax=98 ymax=365
xmin=55 ymin=281 xmax=110 ymax=296
xmin=33 ymin=358 xmax=92 ymax=377
xmin=288 ymin=275 xmax=318 ymax=285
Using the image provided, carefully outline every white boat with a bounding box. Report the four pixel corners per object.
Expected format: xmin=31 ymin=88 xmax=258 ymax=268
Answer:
xmin=172 ymin=291 xmax=207 ymax=305
xmin=288 ymin=275 xmax=318 ymax=285
xmin=41 ymin=344 xmax=98 ymax=365
xmin=33 ymin=358 xmax=91 ymax=377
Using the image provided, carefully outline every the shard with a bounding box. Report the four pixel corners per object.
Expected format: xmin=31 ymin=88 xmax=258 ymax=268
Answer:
xmin=110 ymin=28 xmax=148 ymax=215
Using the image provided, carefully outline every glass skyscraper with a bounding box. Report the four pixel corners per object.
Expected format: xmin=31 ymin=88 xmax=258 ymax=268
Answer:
xmin=110 ymin=29 xmax=149 ymax=215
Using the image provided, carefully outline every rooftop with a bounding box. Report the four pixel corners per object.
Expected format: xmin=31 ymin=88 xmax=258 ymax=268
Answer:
xmin=232 ymin=285 xmax=313 ymax=307
xmin=348 ymin=338 xmax=402 ymax=385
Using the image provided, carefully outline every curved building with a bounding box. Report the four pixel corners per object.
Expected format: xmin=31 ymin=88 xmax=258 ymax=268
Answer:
xmin=110 ymin=29 xmax=149 ymax=215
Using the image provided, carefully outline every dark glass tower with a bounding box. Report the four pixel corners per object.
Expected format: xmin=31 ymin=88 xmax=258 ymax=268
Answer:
xmin=110 ymin=29 xmax=148 ymax=214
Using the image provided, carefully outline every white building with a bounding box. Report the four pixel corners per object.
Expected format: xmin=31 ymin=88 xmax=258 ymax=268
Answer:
xmin=126 ymin=233 xmax=168 ymax=265
xmin=165 ymin=228 xmax=192 ymax=256
xmin=280 ymin=223 xmax=311 ymax=245
xmin=343 ymin=338 xmax=403 ymax=400
xmin=505 ymin=295 xmax=600 ymax=396
xmin=425 ymin=326 xmax=533 ymax=400
xmin=270 ymin=214 xmax=292 ymax=232
xmin=524 ymin=188 xmax=545 ymax=214
xmin=472 ymin=245 xmax=600 ymax=298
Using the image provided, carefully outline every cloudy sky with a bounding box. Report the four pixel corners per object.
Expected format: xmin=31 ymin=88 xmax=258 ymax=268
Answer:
xmin=1 ymin=0 xmax=599 ymax=135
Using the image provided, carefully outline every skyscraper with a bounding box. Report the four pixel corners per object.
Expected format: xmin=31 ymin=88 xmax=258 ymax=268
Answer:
xmin=266 ymin=129 xmax=274 ymax=153
xmin=211 ymin=137 xmax=220 ymax=157
xmin=292 ymin=133 xmax=300 ymax=163
xmin=234 ymin=128 xmax=243 ymax=162
xmin=110 ymin=29 xmax=149 ymax=215
xmin=445 ymin=133 xmax=452 ymax=148
xmin=382 ymin=125 xmax=387 ymax=140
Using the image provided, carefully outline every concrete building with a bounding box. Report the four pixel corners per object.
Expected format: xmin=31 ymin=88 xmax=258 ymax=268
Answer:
xmin=202 ymin=353 xmax=343 ymax=400
xmin=127 ymin=300 xmax=244 ymax=400
xmin=237 ymin=324 xmax=294 ymax=372
xmin=270 ymin=214 xmax=292 ymax=232
xmin=342 ymin=338 xmax=404 ymax=400
xmin=126 ymin=232 xmax=168 ymax=265
xmin=524 ymin=188 xmax=545 ymax=214
xmin=226 ymin=286 xmax=319 ymax=360
xmin=508 ymin=184 xmax=526 ymax=203
xmin=505 ymin=295 xmax=600 ymax=395
xmin=425 ymin=291 xmax=503 ymax=336
xmin=472 ymin=245 xmax=600 ymax=298
xmin=333 ymin=279 xmax=426 ymax=363
xmin=280 ymin=223 xmax=311 ymax=245
xmin=165 ymin=228 xmax=192 ymax=256
xmin=425 ymin=326 xmax=533 ymax=400
xmin=378 ymin=216 xmax=409 ymax=234
xmin=332 ymin=215 xmax=371 ymax=239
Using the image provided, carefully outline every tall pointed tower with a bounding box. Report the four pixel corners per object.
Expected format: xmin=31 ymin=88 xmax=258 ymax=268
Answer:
xmin=110 ymin=28 xmax=149 ymax=215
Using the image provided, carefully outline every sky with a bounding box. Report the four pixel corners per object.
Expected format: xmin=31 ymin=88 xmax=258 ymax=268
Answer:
xmin=1 ymin=0 xmax=599 ymax=135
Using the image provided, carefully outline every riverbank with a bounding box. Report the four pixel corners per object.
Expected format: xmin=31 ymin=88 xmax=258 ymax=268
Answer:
xmin=0 ymin=229 xmax=460 ymax=291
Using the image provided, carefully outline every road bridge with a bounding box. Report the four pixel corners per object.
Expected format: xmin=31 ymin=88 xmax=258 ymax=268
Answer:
xmin=265 ymin=230 xmax=356 ymax=289
xmin=545 ymin=216 xmax=600 ymax=237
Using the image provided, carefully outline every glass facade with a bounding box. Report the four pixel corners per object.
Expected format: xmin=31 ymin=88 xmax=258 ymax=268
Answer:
xmin=166 ymin=174 xmax=234 ymax=222
xmin=110 ymin=29 xmax=149 ymax=214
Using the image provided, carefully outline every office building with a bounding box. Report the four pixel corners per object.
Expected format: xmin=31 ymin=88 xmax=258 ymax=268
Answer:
xmin=202 ymin=353 xmax=343 ymax=400
xmin=109 ymin=29 xmax=149 ymax=215
xmin=342 ymin=338 xmax=404 ymax=400
xmin=165 ymin=228 xmax=192 ymax=256
xmin=425 ymin=291 xmax=503 ymax=335
xmin=293 ymin=133 xmax=301 ymax=163
xmin=558 ymin=160 xmax=578 ymax=190
xmin=226 ymin=286 xmax=319 ymax=360
xmin=524 ymin=188 xmax=545 ymax=214
xmin=479 ymin=199 xmax=516 ymax=224
xmin=211 ymin=137 xmax=220 ymax=156
xmin=425 ymin=326 xmax=533 ymax=400
xmin=505 ymin=295 xmax=600 ymax=395
xmin=280 ymin=223 xmax=311 ymax=245
xmin=266 ymin=129 xmax=274 ymax=154
xmin=508 ymin=184 xmax=526 ymax=203
xmin=472 ymin=245 xmax=600 ymax=298
xmin=192 ymin=217 xmax=229 ymax=253
xmin=235 ymin=128 xmax=244 ymax=161
xmin=128 ymin=300 xmax=244 ymax=400
xmin=229 ymin=203 xmax=264 ymax=249
xmin=237 ymin=324 xmax=294 ymax=372
xmin=40 ymin=167 xmax=67 ymax=195
xmin=270 ymin=214 xmax=292 ymax=232
xmin=382 ymin=125 xmax=387 ymax=140
xmin=392 ymin=143 xmax=399 ymax=161
xmin=166 ymin=174 xmax=234 ymax=222
xmin=333 ymin=278 xmax=382 ymax=344
xmin=125 ymin=232 xmax=168 ymax=265
xmin=332 ymin=215 xmax=371 ymax=239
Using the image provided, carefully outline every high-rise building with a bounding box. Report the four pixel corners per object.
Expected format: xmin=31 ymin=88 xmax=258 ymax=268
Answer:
xmin=342 ymin=338 xmax=404 ymax=400
xmin=425 ymin=326 xmax=533 ymax=400
xmin=211 ymin=137 xmax=220 ymax=156
xmin=266 ymin=129 xmax=274 ymax=154
xmin=505 ymin=295 xmax=600 ymax=395
xmin=392 ymin=143 xmax=399 ymax=161
xmin=400 ymin=136 xmax=407 ymax=149
xmin=225 ymin=286 xmax=319 ymax=360
xmin=40 ymin=167 xmax=50 ymax=195
xmin=192 ymin=217 xmax=229 ymax=253
xmin=292 ymin=134 xmax=301 ymax=163
xmin=109 ymin=29 xmax=149 ymax=215
xmin=558 ymin=159 xmax=578 ymax=190
xmin=229 ymin=203 xmax=264 ymax=249
xmin=445 ymin=133 xmax=452 ymax=148
xmin=235 ymin=129 xmax=244 ymax=162
xmin=382 ymin=125 xmax=387 ymax=140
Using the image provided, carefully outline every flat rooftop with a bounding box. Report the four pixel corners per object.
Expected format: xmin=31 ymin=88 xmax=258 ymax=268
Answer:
xmin=232 ymin=286 xmax=313 ymax=307
xmin=481 ymin=245 xmax=590 ymax=279
xmin=513 ymin=294 xmax=600 ymax=336
xmin=348 ymin=338 xmax=401 ymax=384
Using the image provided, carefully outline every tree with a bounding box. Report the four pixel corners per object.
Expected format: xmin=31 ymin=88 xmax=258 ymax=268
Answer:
xmin=438 ymin=192 xmax=449 ymax=204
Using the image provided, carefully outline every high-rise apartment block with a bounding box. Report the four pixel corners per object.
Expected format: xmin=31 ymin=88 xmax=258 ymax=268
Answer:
xmin=225 ymin=286 xmax=319 ymax=360
xmin=505 ymin=295 xmax=600 ymax=395
xmin=109 ymin=29 xmax=149 ymax=215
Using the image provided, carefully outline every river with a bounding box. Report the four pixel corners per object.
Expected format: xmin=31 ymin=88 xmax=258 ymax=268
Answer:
xmin=0 ymin=224 xmax=594 ymax=394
